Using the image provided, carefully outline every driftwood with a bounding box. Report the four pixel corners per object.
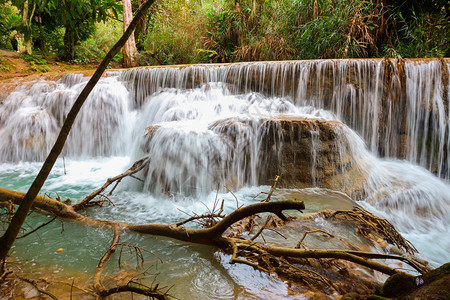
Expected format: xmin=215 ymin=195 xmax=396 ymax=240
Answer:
xmin=0 ymin=188 xmax=428 ymax=275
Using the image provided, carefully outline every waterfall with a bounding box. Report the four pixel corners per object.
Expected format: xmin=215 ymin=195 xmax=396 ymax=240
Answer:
xmin=1 ymin=59 xmax=449 ymax=183
xmin=120 ymin=59 xmax=449 ymax=180
xmin=0 ymin=75 xmax=132 ymax=161
xmin=1 ymin=58 xmax=449 ymax=267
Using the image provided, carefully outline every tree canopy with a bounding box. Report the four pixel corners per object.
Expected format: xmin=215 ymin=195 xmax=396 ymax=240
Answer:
xmin=0 ymin=0 xmax=448 ymax=65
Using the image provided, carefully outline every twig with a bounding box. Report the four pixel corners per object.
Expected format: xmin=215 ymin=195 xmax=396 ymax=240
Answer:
xmin=129 ymin=175 xmax=144 ymax=183
xmin=264 ymin=175 xmax=281 ymax=202
xmin=116 ymin=243 xmax=163 ymax=267
xmin=73 ymin=156 xmax=150 ymax=211
xmin=296 ymin=229 xmax=335 ymax=249
xmin=250 ymin=216 xmax=272 ymax=241
xmin=17 ymin=215 xmax=57 ymax=239
xmin=20 ymin=278 xmax=59 ymax=300
xmin=224 ymin=185 xmax=241 ymax=209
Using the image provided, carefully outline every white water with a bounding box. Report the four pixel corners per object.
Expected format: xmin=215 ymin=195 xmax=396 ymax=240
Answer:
xmin=0 ymin=59 xmax=449 ymax=296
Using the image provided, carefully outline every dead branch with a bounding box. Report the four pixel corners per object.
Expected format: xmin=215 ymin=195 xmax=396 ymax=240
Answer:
xmin=98 ymin=281 xmax=167 ymax=299
xmin=19 ymin=278 xmax=58 ymax=300
xmin=73 ymin=156 xmax=150 ymax=211
xmin=263 ymin=175 xmax=281 ymax=202
xmin=258 ymin=245 xmax=420 ymax=276
xmin=1 ymin=183 xmax=429 ymax=292
xmin=94 ymin=226 xmax=122 ymax=293
xmin=17 ymin=215 xmax=57 ymax=239
xmin=127 ymin=200 xmax=306 ymax=245
xmin=0 ymin=187 xmax=80 ymax=219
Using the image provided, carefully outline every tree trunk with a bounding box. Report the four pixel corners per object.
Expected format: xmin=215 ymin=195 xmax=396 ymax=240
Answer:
xmin=63 ymin=25 xmax=75 ymax=60
xmin=122 ymin=0 xmax=139 ymax=67
xmin=21 ymin=0 xmax=33 ymax=55
xmin=135 ymin=0 xmax=147 ymax=50
xmin=0 ymin=0 xmax=157 ymax=261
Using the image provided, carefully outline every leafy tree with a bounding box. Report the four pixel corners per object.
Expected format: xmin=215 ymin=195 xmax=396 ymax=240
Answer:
xmin=42 ymin=0 xmax=122 ymax=60
xmin=6 ymin=0 xmax=36 ymax=54
xmin=0 ymin=2 xmax=20 ymax=50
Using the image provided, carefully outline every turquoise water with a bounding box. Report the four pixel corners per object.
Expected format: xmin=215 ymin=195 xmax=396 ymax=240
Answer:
xmin=1 ymin=157 xmax=370 ymax=299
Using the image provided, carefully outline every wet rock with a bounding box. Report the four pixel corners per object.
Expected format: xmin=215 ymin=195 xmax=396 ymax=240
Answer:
xmin=258 ymin=117 xmax=356 ymax=190
xmin=380 ymin=262 xmax=450 ymax=299
xmin=142 ymin=117 xmax=365 ymax=196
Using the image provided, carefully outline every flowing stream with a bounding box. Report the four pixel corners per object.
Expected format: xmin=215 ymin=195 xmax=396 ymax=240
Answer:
xmin=0 ymin=59 xmax=449 ymax=298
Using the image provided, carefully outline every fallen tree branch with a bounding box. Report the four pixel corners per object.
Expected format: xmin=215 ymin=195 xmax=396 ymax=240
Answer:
xmin=0 ymin=187 xmax=80 ymax=219
xmin=94 ymin=226 xmax=122 ymax=293
xmin=258 ymin=245 xmax=417 ymax=276
xmin=73 ymin=156 xmax=150 ymax=211
xmin=98 ymin=282 xmax=167 ymax=299
xmin=1 ymin=184 xmax=428 ymax=294
xmin=127 ymin=200 xmax=306 ymax=245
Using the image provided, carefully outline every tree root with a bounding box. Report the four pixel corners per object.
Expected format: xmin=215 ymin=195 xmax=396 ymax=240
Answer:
xmin=331 ymin=207 xmax=418 ymax=254
xmin=94 ymin=225 xmax=168 ymax=299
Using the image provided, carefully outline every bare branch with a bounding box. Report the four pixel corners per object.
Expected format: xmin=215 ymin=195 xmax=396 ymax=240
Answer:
xmin=73 ymin=157 xmax=150 ymax=211
xmin=263 ymin=175 xmax=281 ymax=202
xmin=17 ymin=215 xmax=57 ymax=239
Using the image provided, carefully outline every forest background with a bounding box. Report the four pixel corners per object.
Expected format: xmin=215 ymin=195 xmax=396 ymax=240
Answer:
xmin=0 ymin=0 xmax=448 ymax=70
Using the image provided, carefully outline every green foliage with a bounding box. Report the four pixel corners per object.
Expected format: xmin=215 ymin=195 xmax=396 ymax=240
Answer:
xmin=282 ymin=0 xmax=394 ymax=59
xmin=141 ymin=0 xmax=208 ymax=65
xmin=20 ymin=53 xmax=50 ymax=72
xmin=393 ymin=7 xmax=448 ymax=58
xmin=43 ymin=0 xmax=122 ymax=60
xmin=0 ymin=2 xmax=20 ymax=50
xmin=75 ymin=19 xmax=122 ymax=63
xmin=1 ymin=0 xmax=447 ymax=64
xmin=20 ymin=53 xmax=46 ymax=64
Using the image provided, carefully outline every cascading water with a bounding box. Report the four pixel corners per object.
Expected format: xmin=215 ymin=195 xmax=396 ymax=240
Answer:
xmin=0 ymin=58 xmax=449 ymax=297
xmin=0 ymin=74 xmax=132 ymax=161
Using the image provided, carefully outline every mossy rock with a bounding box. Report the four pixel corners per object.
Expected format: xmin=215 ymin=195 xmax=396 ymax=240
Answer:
xmin=381 ymin=272 xmax=416 ymax=298
xmin=381 ymin=262 xmax=450 ymax=299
